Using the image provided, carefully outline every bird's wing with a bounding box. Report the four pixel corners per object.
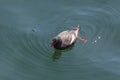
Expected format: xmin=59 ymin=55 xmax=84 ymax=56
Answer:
xmin=57 ymin=31 xmax=68 ymax=37
xmin=57 ymin=31 xmax=76 ymax=45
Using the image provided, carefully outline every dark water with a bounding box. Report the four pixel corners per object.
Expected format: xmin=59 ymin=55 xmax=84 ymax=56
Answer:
xmin=0 ymin=0 xmax=120 ymax=80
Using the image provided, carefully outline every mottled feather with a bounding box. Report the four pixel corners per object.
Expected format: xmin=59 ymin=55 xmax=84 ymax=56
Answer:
xmin=51 ymin=26 xmax=80 ymax=50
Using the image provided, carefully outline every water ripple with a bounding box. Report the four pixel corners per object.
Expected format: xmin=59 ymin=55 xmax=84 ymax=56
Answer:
xmin=0 ymin=0 xmax=120 ymax=79
xmin=44 ymin=5 xmax=120 ymax=73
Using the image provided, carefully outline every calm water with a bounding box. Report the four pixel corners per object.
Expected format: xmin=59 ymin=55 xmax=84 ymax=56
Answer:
xmin=0 ymin=0 xmax=120 ymax=80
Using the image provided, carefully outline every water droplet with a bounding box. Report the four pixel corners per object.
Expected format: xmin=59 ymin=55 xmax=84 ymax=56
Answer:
xmin=92 ymin=36 xmax=101 ymax=44
xmin=98 ymin=36 xmax=101 ymax=39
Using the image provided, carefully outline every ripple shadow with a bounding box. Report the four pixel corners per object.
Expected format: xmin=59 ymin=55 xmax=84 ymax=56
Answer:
xmin=52 ymin=45 xmax=74 ymax=61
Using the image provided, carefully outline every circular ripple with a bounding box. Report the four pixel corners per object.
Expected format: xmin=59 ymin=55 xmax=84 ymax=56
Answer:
xmin=1 ymin=1 xmax=120 ymax=79
xmin=44 ymin=5 xmax=120 ymax=73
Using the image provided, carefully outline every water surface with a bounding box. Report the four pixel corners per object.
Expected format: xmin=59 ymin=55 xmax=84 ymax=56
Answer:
xmin=0 ymin=0 xmax=120 ymax=80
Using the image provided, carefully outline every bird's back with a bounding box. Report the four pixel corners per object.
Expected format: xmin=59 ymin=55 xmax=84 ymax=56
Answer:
xmin=52 ymin=26 xmax=80 ymax=50
xmin=56 ymin=30 xmax=77 ymax=47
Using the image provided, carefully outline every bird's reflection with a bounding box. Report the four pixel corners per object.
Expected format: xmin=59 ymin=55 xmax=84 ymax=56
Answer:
xmin=52 ymin=45 xmax=74 ymax=61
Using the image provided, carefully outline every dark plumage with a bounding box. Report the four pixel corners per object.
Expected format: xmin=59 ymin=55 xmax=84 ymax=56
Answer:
xmin=51 ymin=26 xmax=87 ymax=50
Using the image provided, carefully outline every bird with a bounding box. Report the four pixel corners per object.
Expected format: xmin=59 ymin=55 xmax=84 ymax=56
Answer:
xmin=51 ymin=25 xmax=87 ymax=50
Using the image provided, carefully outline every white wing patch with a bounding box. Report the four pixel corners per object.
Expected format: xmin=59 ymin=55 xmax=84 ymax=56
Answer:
xmin=70 ymin=34 xmax=76 ymax=44
xmin=75 ymin=30 xmax=78 ymax=37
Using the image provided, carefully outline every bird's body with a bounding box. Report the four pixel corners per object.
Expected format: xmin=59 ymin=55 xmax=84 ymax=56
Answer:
xmin=51 ymin=26 xmax=87 ymax=50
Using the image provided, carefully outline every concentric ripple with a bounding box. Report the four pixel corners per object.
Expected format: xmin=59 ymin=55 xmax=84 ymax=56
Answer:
xmin=0 ymin=0 xmax=120 ymax=80
xmin=45 ymin=4 xmax=120 ymax=74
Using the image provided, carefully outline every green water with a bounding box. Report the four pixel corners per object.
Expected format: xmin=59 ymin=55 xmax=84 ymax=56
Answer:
xmin=0 ymin=0 xmax=120 ymax=80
